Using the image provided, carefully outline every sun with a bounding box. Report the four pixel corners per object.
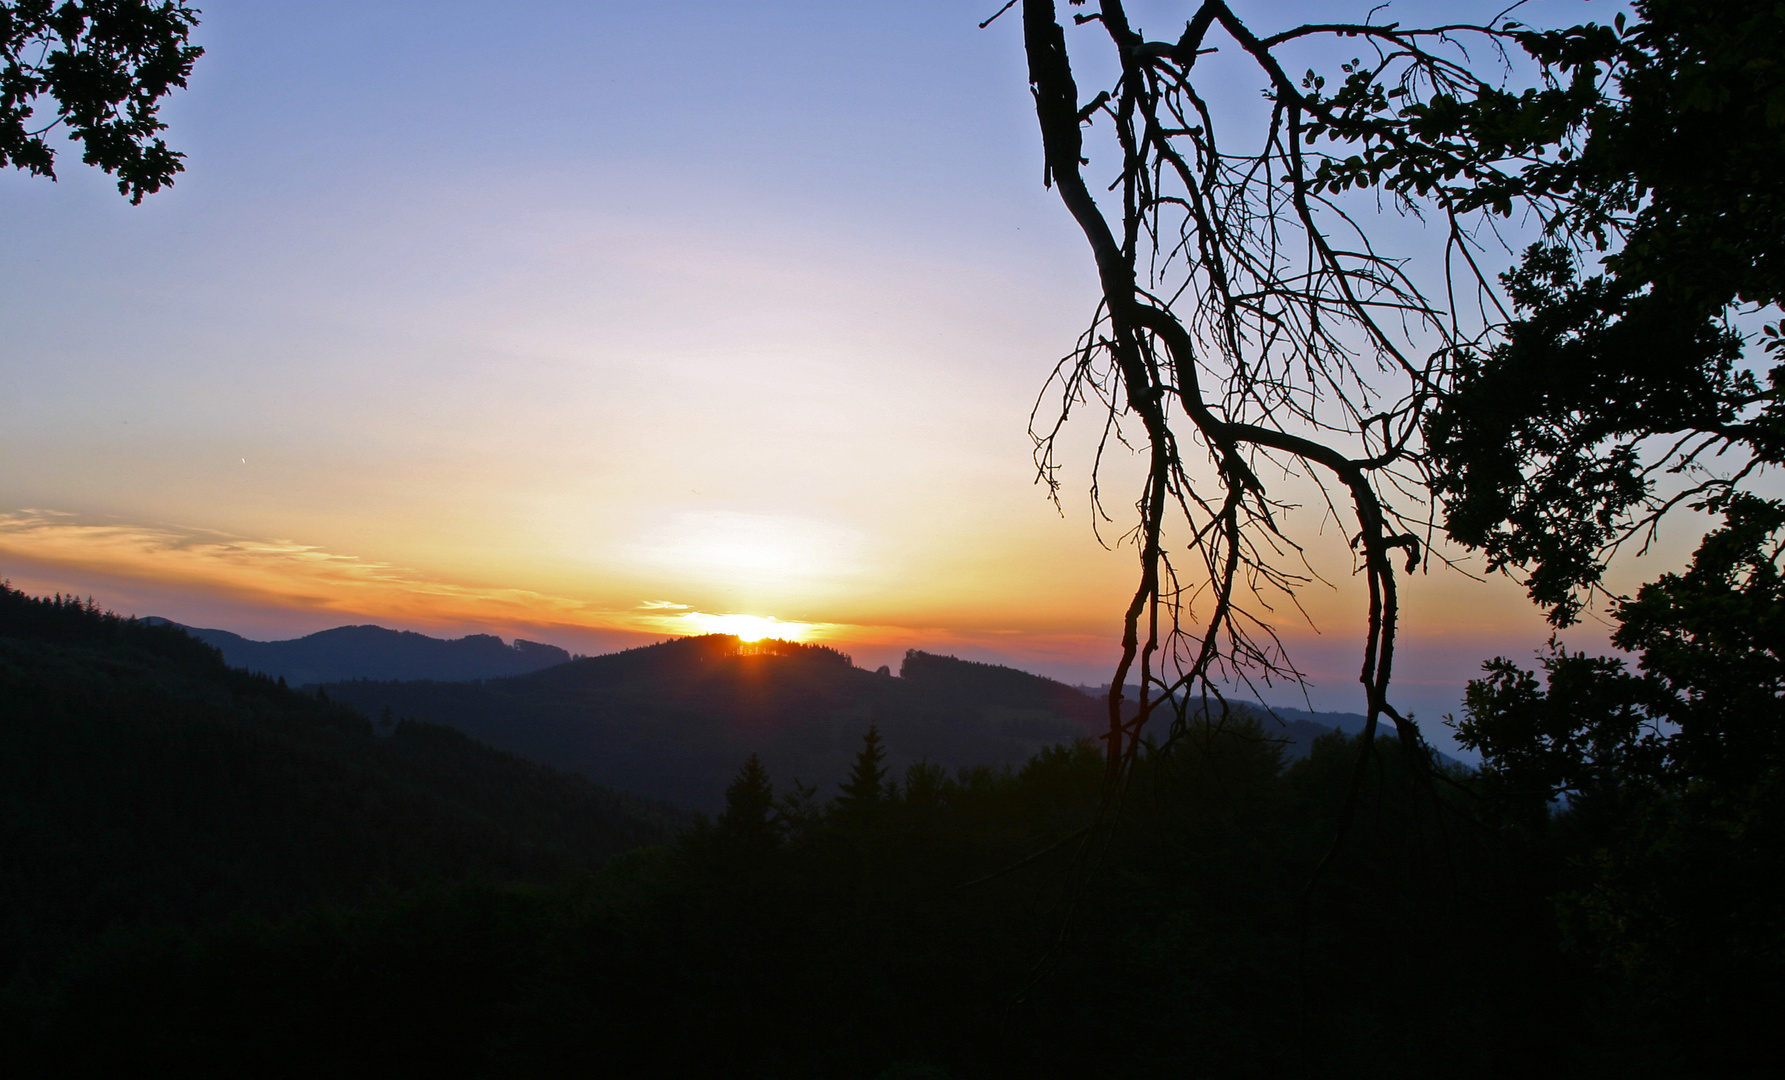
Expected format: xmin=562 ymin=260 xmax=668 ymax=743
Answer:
xmin=678 ymin=611 xmax=811 ymax=643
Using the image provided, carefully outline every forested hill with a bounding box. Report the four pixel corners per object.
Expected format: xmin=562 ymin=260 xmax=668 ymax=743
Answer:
xmin=156 ymin=620 xmax=574 ymax=685
xmin=0 ymin=587 xmax=1698 ymax=1075
xmin=325 ymin=636 xmax=1104 ymax=812
xmin=0 ymin=585 xmax=681 ymax=987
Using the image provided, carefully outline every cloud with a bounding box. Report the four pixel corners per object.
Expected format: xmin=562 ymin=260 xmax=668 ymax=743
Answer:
xmin=0 ymin=509 xmax=633 ymax=631
xmin=0 ymin=509 xmax=1127 ymax=677
xmin=0 ymin=510 xmax=872 ymax=648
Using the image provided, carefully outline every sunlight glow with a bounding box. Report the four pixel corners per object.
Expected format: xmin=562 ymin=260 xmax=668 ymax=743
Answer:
xmin=676 ymin=611 xmax=813 ymax=643
xmin=622 ymin=512 xmax=866 ymax=597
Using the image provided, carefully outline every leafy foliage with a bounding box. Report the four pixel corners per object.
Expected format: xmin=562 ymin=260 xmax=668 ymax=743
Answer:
xmin=1460 ymin=494 xmax=1785 ymax=819
xmin=1427 ymin=7 xmax=1785 ymax=1055
xmin=1456 ymin=496 xmax=1785 ymax=1069
xmin=1429 ymin=244 xmax=1760 ymax=622
xmin=1421 ymin=0 xmax=1785 ymax=622
xmin=1 ymin=0 xmax=202 ymax=201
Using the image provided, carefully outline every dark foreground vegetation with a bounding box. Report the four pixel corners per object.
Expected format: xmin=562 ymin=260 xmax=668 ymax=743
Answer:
xmin=0 ymin=586 xmax=678 ymax=1004
xmin=3 ymin=585 xmax=1776 ymax=1078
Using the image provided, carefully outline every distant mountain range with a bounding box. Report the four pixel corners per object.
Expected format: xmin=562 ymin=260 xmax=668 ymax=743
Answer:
xmin=142 ymin=620 xmax=1454 ymax=811
xmin=320 ymin=636 xmax=1457 ymax=812
xmin=1074 ymin=687 xmax=1460 ymax=767
xmin=325 ymin=638 xmax=1103 ymax=812
xmin=150 ymin=621 xmax=576 ymax=686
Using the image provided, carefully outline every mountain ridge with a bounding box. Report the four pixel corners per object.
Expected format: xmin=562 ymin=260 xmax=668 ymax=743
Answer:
xmin=324 ymin=636 xmax=1104 ymax=812
xmin=152 ymin=620 xmax=577 ymax=686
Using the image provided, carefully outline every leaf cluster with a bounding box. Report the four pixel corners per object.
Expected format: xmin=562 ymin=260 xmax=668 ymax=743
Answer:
xmin=1429 ymin=245 xmax=1761 ymax=622
xmin=1459 ymin=494 xmax=1785 ymax=813
xmin=1455 ymin=495 xmax=1785 ymax=1045
xmin=1 ymin=0 xmax=202 ymax=201
xmin=1423 ymin=1 xmax=1785 ymax=621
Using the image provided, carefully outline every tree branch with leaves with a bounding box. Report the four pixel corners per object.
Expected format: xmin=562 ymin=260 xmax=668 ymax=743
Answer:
xmin=2 ymin=0 xmax=202 ymax=202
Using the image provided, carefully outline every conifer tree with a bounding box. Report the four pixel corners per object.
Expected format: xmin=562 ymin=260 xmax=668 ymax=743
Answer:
xmin=836 ymin=724 xmax=888 ymax=819
xmin=718 ymin=753 xmax=777 ymax=846
xmin=901 ymin=760 xmax=948 ymax=815
xmin=775 ymin=777 xmax=823 ymax=840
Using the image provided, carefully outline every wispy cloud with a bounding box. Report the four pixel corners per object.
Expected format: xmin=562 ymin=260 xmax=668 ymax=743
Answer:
xmin=0 ymin=511 xmax=861 ymax=644
xmin=0 ymin=509 xmax=634 ymax=631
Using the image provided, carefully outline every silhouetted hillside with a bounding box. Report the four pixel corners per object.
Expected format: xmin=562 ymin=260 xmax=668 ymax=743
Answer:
xmin=0 ymin=592 xmax=1641 ymax=1077
xmin=156 ymin=621 xmax=574 ymax=685
xmin=325 ymin=637 xmax=1103 ymax=811
xmin=0 ymin=585 xmax=680 ymax=986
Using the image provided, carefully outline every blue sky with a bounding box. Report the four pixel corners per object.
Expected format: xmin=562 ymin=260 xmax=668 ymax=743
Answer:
xmin=3 ymin=2 xmax=1636 ymax=750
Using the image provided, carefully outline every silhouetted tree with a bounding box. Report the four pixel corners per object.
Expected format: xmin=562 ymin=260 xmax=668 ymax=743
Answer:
xmin=775 ymin=776 xmax=823 ymax=841
xmin=900 ymin=760 xmax=948 ymax=816
xmin=1423 ymin=1 xmax=1785 ymax=624
xmin=1011 ymin=0 xmax=1782 ymax=788
xmin=1399 ymin=3 xmax=1785 ymax=1061
xmin=1456 ymin=495 xmax=1785 ymax=1069
xmin=1014 ymin=20 xmax=1783 ymax=1060
xmin=718 ymin=753 xmax=778 ymax=848
xmin=2 ymin=0 xmax=203 ymax=201
xmin=836 ymin=724 xmax=888 ymax=820
xmin=1014 ymin=0 xmax=1545 ymax=771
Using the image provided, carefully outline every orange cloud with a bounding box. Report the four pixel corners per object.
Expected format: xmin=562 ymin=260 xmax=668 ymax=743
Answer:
xmin=0 ymin=510 xmax=1116 ymax=669
xmin=0 ymin=509 xmax=641 ymax=632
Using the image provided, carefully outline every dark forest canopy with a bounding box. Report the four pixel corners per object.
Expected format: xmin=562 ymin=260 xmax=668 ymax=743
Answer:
xmin=0 ymin=589 xmax=1757 ymax=1076
xmin=0 ymin=585 xmax=1612 ymax=1075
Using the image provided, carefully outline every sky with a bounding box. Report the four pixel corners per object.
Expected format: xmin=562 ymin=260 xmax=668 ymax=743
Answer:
xmin=2 ymin=1 xmax=1654 ymax=753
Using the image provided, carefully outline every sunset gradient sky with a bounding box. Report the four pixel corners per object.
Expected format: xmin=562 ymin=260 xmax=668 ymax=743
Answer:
xmin=2 ymin=1 xmax=1660 ymax=753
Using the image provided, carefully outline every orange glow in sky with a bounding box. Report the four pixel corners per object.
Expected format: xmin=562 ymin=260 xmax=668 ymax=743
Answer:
xmin=0 ymin=2 xmax=1640 ymax=751
xmin=674 ymin=612 xmax=814 ymax=644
